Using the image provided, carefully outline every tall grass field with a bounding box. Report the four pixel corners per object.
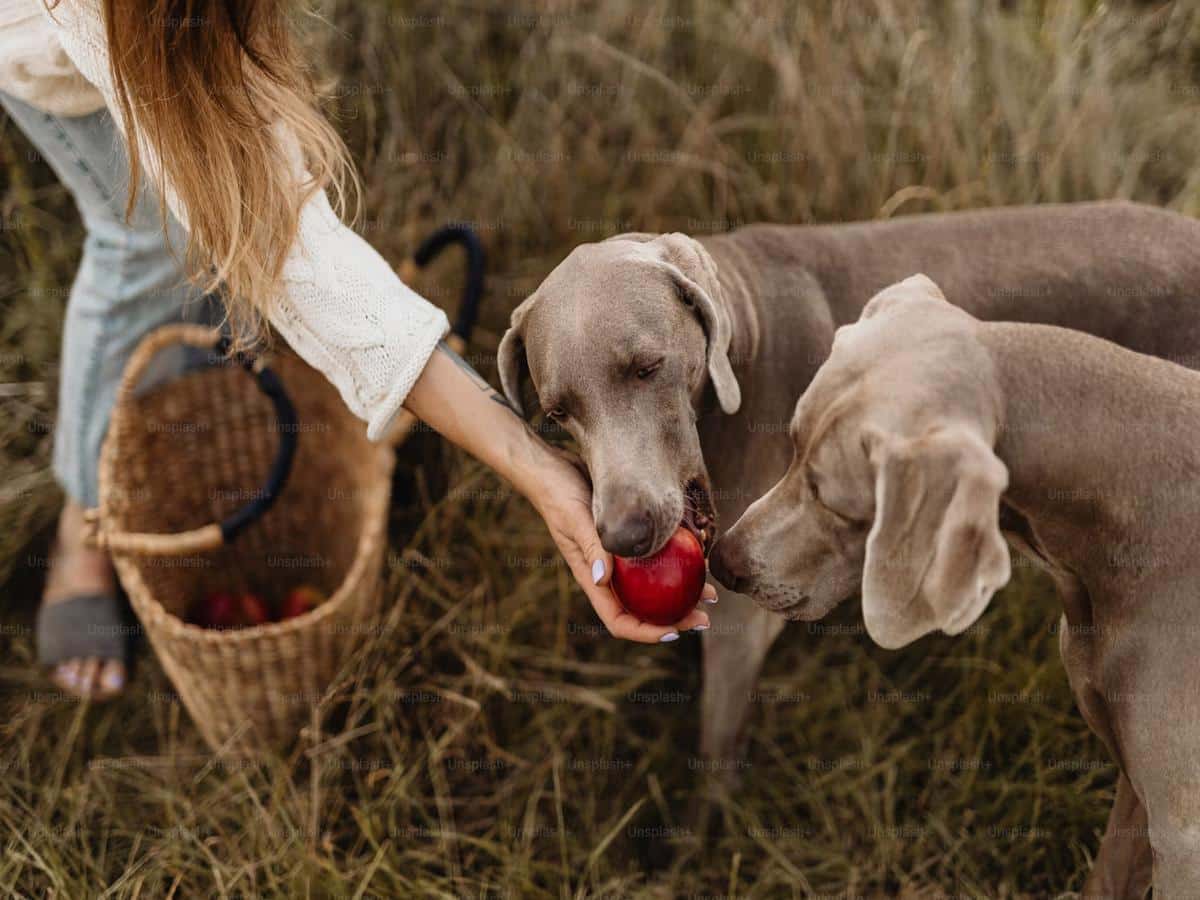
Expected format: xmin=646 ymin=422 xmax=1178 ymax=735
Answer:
xmin=4 ymin=1 xmax=1200 ymax=896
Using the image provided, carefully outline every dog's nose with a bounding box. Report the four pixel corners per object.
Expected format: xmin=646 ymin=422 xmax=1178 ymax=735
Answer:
xmin=598 ymin=510 xmax=656 ymax=558
xmin=709 ymin=537 xmax=751 ymax=592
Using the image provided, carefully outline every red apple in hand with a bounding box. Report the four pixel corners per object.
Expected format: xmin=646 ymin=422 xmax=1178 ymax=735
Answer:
xmin=279 ymin=585 xmax=324 ymax=620
xmin=612 ymin=526 xmax=706 ymax=626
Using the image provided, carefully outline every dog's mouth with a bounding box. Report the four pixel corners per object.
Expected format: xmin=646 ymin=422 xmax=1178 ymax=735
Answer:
xmin=747 ymin=583 xmax=831 ymax=621
xmin=781 ymin=591 xmax=849 ymax=622
xmin=781 ymin=599 xmax=819 ymax=621
xmin=771 ymin=593 xmax=825 ymax=621
xmin=682 ymin=476 xmax=717 ymax=556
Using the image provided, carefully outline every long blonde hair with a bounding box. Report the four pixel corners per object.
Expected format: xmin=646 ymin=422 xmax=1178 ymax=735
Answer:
xmin=98 ymin=0 xmax=357 ymax=344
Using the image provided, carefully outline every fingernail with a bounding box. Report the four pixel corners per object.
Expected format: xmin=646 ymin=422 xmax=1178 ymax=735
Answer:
xmin=692 ymin=624 xmax=709 ymax=632
xmin=591 ymin=559 xmax=605 ymax=584
xmin=703 ymin=595 xmax=718 ymax=604
xmin=659 ymin=631 xmax=680 ymax=643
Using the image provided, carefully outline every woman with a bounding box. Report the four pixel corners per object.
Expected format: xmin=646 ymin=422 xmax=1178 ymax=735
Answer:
xmin=0 ymin=0 xmax=711 ymax=699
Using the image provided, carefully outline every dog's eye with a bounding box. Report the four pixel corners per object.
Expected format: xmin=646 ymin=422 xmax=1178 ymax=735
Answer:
xmin=809 ymin=472 xmax=851 ymax=520
xmin=636 ymin=359 xmax=664 ymax=380
xmin=809 ymin=475 xmax=867 ymax=529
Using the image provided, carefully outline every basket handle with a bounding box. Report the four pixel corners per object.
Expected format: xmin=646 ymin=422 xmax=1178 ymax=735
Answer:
xmin=387 ymin=224 xmax=487 ymax=446
xmin=85 ymin=325 xmax=299 ymax=556
xmin=405 ymin=223 xmax=486 ymax=343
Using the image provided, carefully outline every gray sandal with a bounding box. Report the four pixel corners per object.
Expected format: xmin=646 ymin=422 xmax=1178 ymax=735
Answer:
xmin=36 ymin=593 xmax=132 ymax=671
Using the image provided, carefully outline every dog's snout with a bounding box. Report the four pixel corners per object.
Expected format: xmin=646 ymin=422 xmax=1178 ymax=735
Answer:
xmin=597 ymin=508 xmax=656 ymax=558
xmin=710 ymin=536 xmax=751 ymax=592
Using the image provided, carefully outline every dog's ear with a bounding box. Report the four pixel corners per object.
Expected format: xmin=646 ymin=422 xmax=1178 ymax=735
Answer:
xmin=861 ymin=273 xmax=947 ymax=321
xmin=862 ymin=424 xmax=1010 ymax=649
xmin=497 ymin=295 xmax=537 ymax=417
xmin=655 ymin=233 xmax=742 ymax=415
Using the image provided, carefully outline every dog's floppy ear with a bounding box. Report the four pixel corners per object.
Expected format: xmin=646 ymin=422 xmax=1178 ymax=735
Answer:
xmin=862 ymin=424 xmax=1010 ymax=649
xmin=654 ymin=233 xmax=742 ymax=415
xmin=497 ymin=294 xmax=538 ymax=417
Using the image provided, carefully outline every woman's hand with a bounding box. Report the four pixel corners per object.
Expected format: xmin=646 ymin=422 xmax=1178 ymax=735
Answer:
xmin=529 ymin=449 xmax=713 ymax=643
xmin=402 ymin=341 xmax=714 ymax=643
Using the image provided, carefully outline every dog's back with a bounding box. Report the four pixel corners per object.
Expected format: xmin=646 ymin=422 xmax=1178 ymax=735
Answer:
xmin=714 ymin=200 xmax=1200 ymax=360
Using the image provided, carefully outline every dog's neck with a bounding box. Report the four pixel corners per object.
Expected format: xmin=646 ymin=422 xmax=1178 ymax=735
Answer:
xmin=707 ymin=238 xmax=763 ymax=374
xmin=701 ymin=235 xmax=833 ymax=409
xmin=982 ymin=321 xmax=1200 ymax=593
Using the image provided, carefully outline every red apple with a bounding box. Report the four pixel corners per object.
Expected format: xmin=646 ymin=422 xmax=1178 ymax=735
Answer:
xmin=238 ymin=592 xmax=271 ymax=626
xmin=612 ymin=526 xmax=706 ymax=626
xmin=279 ymin=585 xmax=324 ymax=620
xmin=190 ymin=591 xmax=238 ymax=629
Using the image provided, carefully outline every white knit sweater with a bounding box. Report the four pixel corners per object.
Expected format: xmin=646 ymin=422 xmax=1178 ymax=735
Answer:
xmin=0 ymin=0 xmax=103 ymax=114
xmin=1 ymin=0 xmax=449 ymax=440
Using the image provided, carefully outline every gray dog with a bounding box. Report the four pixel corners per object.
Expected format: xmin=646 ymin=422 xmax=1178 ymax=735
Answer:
xmin=710 ymin=274 xmax=1200 ymax=897
xmin=497 ymin=201 xmax=1200 ymax=768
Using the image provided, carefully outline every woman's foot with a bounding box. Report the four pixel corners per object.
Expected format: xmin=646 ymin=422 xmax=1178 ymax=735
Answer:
xmin=40 ymin=501 xmax=126 ymax=699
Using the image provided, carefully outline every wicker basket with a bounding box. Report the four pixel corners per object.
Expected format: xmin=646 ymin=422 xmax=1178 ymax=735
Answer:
xmin=85 ymin=324 xmax=394 ymax=753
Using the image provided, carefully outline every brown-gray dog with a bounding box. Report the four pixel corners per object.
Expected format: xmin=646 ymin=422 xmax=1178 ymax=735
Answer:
xmin=711 ymin=274 xmax=1200 ymax=897
xmin=496 ymin=201 xmax=1200 ymax=770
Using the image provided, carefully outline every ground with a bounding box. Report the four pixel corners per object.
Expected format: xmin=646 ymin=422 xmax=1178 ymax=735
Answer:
xmin=3 ymin=1 xmax=1200 ymax=896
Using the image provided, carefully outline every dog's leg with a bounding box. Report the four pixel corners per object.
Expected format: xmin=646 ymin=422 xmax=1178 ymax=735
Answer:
xmin=682 ymin=588 xmax=784 ymax=843
xmin=1056 ymin=604 xmax=1153 ymax=899
xmin=1081 ymin=772 xmax=1153 ymax=900
xmin=699 ymin=589 xmax=786 ymax=771
xmin=1061 ymin=599 xmax=1200 ymax=900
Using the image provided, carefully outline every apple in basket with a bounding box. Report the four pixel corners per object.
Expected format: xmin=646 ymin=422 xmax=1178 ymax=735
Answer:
xmin=612 ymin=526 xmax=706 ymax=626
xmin=279 ymin=585 xmax=325 ymax=621
xmin=188 ymin=591 xmax=270 ymax=629
xmin=238 ymin=592 xmax=272 ymax=626
xmin=190 ymin=591 xmax=237 ymax=629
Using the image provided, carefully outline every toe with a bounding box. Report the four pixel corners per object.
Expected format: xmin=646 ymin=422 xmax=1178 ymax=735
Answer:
xmin=55 ymin=660 xmax=82 ymax=696
xmin=77 ymin=658 xmax=102 ymax=698
xmin=97 ymin=660 xmax=126 ymax=699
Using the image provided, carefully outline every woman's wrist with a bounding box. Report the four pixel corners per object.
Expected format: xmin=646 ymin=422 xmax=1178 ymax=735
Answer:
xmin=502 ymin=425 xmax=558 ymax=506
xmin=403 ymin=340 xmax=552 ymax=499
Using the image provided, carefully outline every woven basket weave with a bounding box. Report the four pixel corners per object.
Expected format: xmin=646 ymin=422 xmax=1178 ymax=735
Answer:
xmin=86 ymin=324 xmax=394 ymax=753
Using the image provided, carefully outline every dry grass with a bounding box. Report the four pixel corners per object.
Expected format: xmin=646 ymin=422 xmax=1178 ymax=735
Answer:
xmin=4 ymin=0 xmax=1200 ymax=895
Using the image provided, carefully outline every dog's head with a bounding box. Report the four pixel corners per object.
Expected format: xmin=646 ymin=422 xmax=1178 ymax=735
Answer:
xmin=710 ymin=275 xmax=1012 ymax=648
xmin=497 ymin=233 xmax=740 ymax=557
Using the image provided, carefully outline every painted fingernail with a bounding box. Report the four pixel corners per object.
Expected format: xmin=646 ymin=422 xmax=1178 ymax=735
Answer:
xmin=659 ymin=631 xmax=680 ymax=643
xmin=101 ymin=667 xmax=124 ymax=692
xmin=591 ymin=559 xmax=605 ymax=584
xmin=692 ymin=624 xmax=710 ymax=632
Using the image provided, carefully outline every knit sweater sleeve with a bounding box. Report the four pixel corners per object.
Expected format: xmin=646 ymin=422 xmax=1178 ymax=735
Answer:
xmin=40 ymin=0 xmax=449 ymax=440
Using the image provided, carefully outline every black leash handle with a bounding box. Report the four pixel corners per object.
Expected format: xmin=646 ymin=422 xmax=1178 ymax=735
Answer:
xmin=85 ymin=325 xmax=299 ymax=555
xmin=213 ymin=336 xmax=299 ymax=543
xmin=412 ymin=224 xmax=486 ymax=342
